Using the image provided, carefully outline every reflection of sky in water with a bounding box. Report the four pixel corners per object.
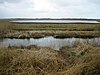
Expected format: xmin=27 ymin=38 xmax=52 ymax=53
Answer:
xmin=11 ymin=20 xmax=100 ymax=24
xmin=1 ymin=36 xmax=100 ymax=50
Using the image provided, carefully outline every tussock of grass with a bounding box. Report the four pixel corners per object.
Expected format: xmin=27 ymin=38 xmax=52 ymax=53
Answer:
xmin=64 ymin=54 xmax=100 ymax=75
xmin=60 ymin=43 xmax=100 ymax=75
xmin=0 ymin=47 xmax=66 ymax=75
xmin=0 ymin=43 xmax=100 ymax=75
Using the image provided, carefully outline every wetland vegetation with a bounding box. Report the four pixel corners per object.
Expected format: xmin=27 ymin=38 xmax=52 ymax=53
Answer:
xmin=0 ymin=19 xmax=100 ymax=75
xmin=0 ymin=43 xmax=100 ymax=75
xmin=0 ymin=20 xmax=100 ymax=38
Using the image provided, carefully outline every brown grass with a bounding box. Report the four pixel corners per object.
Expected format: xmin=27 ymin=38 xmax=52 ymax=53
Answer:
xmin=64 ymin=54 xmax=100 ymax=75
xmin=0 ymin=20 xmax=100 ymax=75
xmin=4 ymin=30 xmax=100 ymax=38
xmin=0 ymin=43 xmax=100 ymax=75
xmin=0 ymin=21 xmax=11 ymax=38
xmin=11 ymin=23 xmax=100 ymax=31
xmin=0 ymin=20 xmax=100 ymax=38
xmin=0 ymin=20 xmax=100 ymax=31
xmin=61 ymin=43 xmax=100 ymax=75
xmin=0 ymin=47 xmax=66 ymax=75
xmin=0 ymin=21 xmax=11 ymax=32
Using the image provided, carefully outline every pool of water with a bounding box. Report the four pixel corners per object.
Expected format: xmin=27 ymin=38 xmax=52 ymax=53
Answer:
xmin=10 ymin=19 xmax=100 ymax=23
xmin=0 ymin=37 xmax=100 ymax=50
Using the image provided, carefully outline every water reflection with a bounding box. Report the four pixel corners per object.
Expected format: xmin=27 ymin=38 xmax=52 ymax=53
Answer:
xmin=0 ymin=36 xmax=100 ymax=50
xmin=11 ymin=19 xmax=100 ymax=23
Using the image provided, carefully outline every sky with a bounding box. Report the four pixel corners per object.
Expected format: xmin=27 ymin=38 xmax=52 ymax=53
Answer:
xmin=0 ymin=0 xmax=100 ymax=19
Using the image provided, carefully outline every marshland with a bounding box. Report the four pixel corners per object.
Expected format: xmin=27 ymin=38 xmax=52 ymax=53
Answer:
xmin=0 ymin=19 xmax=100 ymax=75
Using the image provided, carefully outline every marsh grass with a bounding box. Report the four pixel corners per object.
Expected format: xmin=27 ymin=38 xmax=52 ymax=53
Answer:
xmin=0 ymin=47 xmax=66 ymax=75
xmin=0 ymin=21 xmax=11 ymax=32
xmin=0 ymin=43 xmax=100 ymax=75
xmin=60 ymin=42 xmax=100 ymax=75
xmin=0 ymin=20 xmax=100 ymax=38
xmin=0 ymin=20 xmax=100 ymax=75
xmin=11 ymin=23 xmax=100 ymax=31
xmin=64 ymin=54 xmax=100 ymax=75
xmin=4 ymin=30 xmax=100 ymax=38
xmin=0 ymin=21 xmax=12 ymax=38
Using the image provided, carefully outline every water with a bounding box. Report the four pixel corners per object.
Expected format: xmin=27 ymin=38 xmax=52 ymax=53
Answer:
xmin=11 ymin=19 xmax=100 ymax=23
xmin=0 ymin=37 xmax=100 ymax=50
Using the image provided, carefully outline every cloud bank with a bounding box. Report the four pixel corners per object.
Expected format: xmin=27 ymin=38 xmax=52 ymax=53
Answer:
xmin=0 ymin=0 xmax=100 ymax=18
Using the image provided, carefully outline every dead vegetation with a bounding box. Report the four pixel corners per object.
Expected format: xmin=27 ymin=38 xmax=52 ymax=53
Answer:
xmin=4 ymin=30 xmax=100 ymax=38
xmin=0 ymin=43 xmax=100 ymax=75
xmin=0 ymin=20 xmax=100 ymax=38
xmin=0 ymin=19 xmax=100 ymax=75
xmin=0 ymin=47 xmax=66 ymax=75
xmin=60 ymin=42 xmax=100 ymax=75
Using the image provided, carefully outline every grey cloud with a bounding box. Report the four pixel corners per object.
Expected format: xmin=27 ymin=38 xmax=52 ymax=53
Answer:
xmin=88 ymin=0 xmax=100 ymax=4
xmin=0 ymin=0 xmax=23 ymax=4
xmin=0 ymin=0 xmax=100 ymax=19
xmin=49 ymin=0 xmax=85 ymax=7
xmin=50 ymin=0 xmax=70 ymax=6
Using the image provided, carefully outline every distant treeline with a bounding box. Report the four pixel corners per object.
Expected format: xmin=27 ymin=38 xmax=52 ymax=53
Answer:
xmin=0 ymin=18 xmax=100 ymax=21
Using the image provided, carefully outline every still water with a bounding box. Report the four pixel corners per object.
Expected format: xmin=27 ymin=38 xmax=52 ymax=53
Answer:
xmin=11 ymin=19 xmax=100 ymax=23
xmin=0 ymin=37 xmax=100 ymax=50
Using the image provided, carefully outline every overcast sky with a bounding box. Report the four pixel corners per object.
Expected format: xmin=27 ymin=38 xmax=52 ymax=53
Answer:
xmin=0 ymin=0 xmax=100 ymax=19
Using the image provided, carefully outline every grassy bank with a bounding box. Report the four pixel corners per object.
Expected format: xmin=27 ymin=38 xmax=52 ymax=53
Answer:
xmin=11 ymin=23 xmax=100 ymax=31
xmin=0 ymin=19 xmax=100 ymax=75
xmin=0 ymin=43 xmax=100 ymax=75
xmin=0 ymin=20 xmax=100 ymax=38
xmin=4 ymin=31 xmax=100 ymax=38
xmin=0 ymin=20 xmax=100 ymax=31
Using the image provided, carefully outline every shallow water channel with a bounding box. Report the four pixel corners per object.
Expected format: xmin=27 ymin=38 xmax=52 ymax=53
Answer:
xmin=0 ymin=36 xmax=100 ymax=50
